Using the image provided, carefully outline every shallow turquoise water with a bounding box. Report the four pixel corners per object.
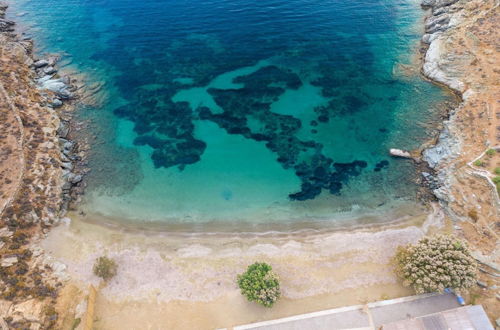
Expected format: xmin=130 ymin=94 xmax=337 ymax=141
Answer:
xmin=9 ymin=0 xmax=453 ymax=227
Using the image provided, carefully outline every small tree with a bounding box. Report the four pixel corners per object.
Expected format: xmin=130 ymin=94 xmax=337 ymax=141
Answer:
xmin=93 ymin=256 xmax=117 ymax=281
xmin=237 ymin=262 xmax=281 ymax=307
xmin=394 ymin=235 xmax=477 ymax=294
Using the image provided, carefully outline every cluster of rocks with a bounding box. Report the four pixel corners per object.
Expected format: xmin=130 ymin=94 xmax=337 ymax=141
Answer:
xmin=421 ymin=171 xmax=441 ymax=191
xmin=421 ymin=0 xmax=460 ymax=44
xmin=2 ymin=37 xmax=82 ymax=226
xmin=33 ymin=57 xmax=74 ymax=106
xmin=30 ymin=54 xmax=86 ymax=214
xmin=419 ymin=0 xmax=468 ymax=203
xmin=388 ymin=148 xmax=444 ymax=195
xmin=59 ymin=137 xmax=84 ymax=212
xmin=0 ymin=3 xmax=14 ymax=33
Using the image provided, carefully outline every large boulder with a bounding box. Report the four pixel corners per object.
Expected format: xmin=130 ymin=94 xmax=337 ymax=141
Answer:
xmin=33 ymin=59 xmax=49 ymax=68
xmin=43 ymin=66 xmax=57 ymax=75
xmin=38 ymin=78 xmax=73 ymax=99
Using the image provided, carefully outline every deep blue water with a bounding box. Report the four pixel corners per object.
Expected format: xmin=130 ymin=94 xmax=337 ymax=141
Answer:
xmin=9 ymin=0 xmax=453 ymax=227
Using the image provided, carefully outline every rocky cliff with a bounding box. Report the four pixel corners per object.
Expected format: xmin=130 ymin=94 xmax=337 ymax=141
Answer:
xmin=421 ymin=0 xmax=499 ymax=317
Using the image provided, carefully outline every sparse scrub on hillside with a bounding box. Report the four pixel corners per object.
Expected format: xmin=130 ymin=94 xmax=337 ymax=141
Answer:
xmin=485 ymin=148 xmax=496 ymax=156
xmin=473 ymin=160 xmax=484 ymax=167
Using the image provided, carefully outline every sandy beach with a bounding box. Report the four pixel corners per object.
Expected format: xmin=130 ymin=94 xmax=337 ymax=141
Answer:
xmin=44 ymin=208 xmax=446 ymax=329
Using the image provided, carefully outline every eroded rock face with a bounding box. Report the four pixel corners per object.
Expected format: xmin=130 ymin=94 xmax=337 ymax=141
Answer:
xmin=423 ymin=38 xmax=467 ymax=93
xmin=420 ymin=0 xmax=474 ymax=94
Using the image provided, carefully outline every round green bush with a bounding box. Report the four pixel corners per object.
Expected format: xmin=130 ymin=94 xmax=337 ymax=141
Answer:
xmin=237 ymin=262 xmax=281 ymax=307
xmin=394 ymin=235 xmax=477 ymax=295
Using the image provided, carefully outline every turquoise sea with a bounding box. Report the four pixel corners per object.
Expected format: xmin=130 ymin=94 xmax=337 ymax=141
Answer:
xmin=9 ymin=0 xmax=453 ymax=229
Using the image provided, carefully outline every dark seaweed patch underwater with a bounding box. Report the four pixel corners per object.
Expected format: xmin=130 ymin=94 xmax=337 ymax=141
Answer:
xmin=10 ymin=0 xmax=454 ymax=224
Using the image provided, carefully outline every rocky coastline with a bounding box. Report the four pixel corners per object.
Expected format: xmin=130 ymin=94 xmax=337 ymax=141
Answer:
xmin=0 ymin=2 xmax=86 ymax=328
xmin=419 ymin=0 xmax=499 ymax=316
xmin=420 ymin=0 xmax=499 ymax=251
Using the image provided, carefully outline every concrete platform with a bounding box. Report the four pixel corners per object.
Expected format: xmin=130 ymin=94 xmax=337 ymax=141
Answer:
xmin=232 ymin=293 xmax=493 ymax=330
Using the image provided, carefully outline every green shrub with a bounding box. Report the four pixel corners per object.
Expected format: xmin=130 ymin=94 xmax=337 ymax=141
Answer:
xmin=485 ymin=148 xmax=496 ymax=156
xmin=493 ymin=177 xmax=500 ymax=195
xmin=237 ymin=262 xmax=280 ymax=307
xmin=493 ymin=167 xmax=500 ymax=175
xmin=93 ymin=256 xmax=117 ymax=281
xmin=473 ymin=160 xmax=484 ymax=167
xmin=394 ymin=235 xmax=477 ymax=295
